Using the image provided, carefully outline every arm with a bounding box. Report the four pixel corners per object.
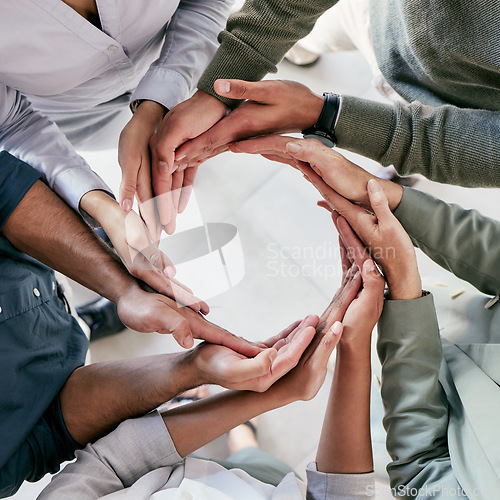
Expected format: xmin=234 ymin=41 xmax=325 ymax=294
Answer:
xmin=197 ymin=0 xmax=338 ymax=107
xmin=307 ymin=231 xmax=385 ymax=500
xmin=0 ymin=84 xmax=112 ymax=227
xmin=179 ymin=80 xmax=500 ymax=188
xmin=1 ymin=163 xmax=261 ymax=355
xmin=119 ymin=0 xmax=233 ymax=232
xmin=39 ymin=315 xmax=342 ymax=499
xmin=377 ymin=295 xmax=460 ymax=495
xmin=335 ymin=97 xmax=500 ymax=188
xmin=393 ymin=187 xmax=500 ymax=296
xmin=234 ymin=135 xmax=500 ymax=295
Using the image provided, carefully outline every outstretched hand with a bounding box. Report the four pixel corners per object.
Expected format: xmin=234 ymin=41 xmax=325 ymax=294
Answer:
xmin=192 ymin=315 xmax=321 ymax=392
xmin=147 ymin=90 xmax=229 ymax=233
xmin=171 ymin=79 xmax=324 ymax=170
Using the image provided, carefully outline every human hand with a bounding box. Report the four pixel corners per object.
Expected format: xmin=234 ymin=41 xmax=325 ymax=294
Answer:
xmin=335 ymin=220 xmax=386 ymax=346
xmin=230 ymin=135 xmax=404 ymax=212
xmin=172 ymin=79 xmax=324 ymax=169
xmin=148 ymin=90 xmax=228 ymax=232
xmin=117 ymin=287 xmax=262 ymax=356
xmin=80 ymin=190 xmax=209 ymax=314
xmin=192 ymin=315 xmax=321 ymax=392
xmin=311 ymin=177 xmax=421 ymax=300
xmin=118 ymin=100 xmax=166 ymax=241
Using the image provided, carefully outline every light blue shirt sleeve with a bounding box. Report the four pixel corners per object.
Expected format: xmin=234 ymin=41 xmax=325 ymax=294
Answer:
xmin=131 ymin=0 xmax=234 ymax=110
xmin=0 ymin=84 xmax=113 ymax=226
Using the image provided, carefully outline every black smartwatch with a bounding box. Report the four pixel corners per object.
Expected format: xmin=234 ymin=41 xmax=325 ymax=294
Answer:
xmin=302 ymin=92 xmax=342 ymax=148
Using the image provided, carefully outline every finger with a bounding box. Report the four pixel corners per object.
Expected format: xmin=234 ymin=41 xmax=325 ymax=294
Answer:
xmin=261 ymin=153 xmax=297 ymax=168
xmin=187 ymin=316 xmax=262 ymax=357
xmin=214 ymin=79 xmax=273 ymax=102
xmin=171 ymin=169 xmax=183 ymax=214
xmin=367 ymin=179 xmax=394 ymax=225
xmin=230 ymin=135 xmax=292 ymax=155
xmin=285 ymin=139 xmax=337 ymax=174
xmin=226 ymin=348 xmax=279 ymax=382
xmin=336 ymin=216 xmax=371 ymax=270
xmin=118 ymin=161 xmax=138 ymax=213
xmin=263 ymin=319 xmax=302 ymax=348
xmin=338 ymin=234 xmax=351 ymax=280
xmin=178 ymin=165 xmax=198 ymax=213
xmin=267 ymin=315 xmax=320 ymax=350
xmin=151 ymin=144 xmax=173 ymax=226
xmin=157 ymin=313 xmax=194 ymax=349
xmin=270 ymin=325 xmax=317 ymax=376
xmin=317 ymin=200 xmax=335 ymax=213
xmin=361 ymin=258 xmax=385 ymax=293
xmin=308 ymin=321 xmax=343 ymax=368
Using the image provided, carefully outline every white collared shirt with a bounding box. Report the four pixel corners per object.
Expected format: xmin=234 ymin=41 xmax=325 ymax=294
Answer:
xmin=0 ymin=0 xmax=231 ymax=221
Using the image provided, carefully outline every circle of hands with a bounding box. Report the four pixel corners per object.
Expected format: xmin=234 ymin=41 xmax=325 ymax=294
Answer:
xmin=111 ymin=79 xmax=421 ymax=397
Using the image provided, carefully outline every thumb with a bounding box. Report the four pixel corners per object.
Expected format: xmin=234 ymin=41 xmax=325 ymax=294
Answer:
xmin=214 ymin=79 xmax=270 ymax=102
xmin=119 ymin=167 xmax=138 ymax=212
xmin=312 ymin=321 xmax=343 ymax=367
xmin=367 ymin=179 xmax=393 ymax=225
xmin=360 ymin=259 xmax=385 ymax=297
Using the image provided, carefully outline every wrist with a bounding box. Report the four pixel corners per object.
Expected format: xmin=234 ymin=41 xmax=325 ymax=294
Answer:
xmin=386 ymin=272 xmax=422 ymax=300
xmin=80 ymin=190 xmax=120 ymax=228
xmin=132 ymin=99 xmax=167 ymax=126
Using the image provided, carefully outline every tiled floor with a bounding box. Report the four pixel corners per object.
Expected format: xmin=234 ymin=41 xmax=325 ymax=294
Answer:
xmin=13 ymin=48 xmax=500 ymax=499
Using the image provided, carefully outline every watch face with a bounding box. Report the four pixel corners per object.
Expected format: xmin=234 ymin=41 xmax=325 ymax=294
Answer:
xmin=302 ymin=133 xmax=335 ymax=148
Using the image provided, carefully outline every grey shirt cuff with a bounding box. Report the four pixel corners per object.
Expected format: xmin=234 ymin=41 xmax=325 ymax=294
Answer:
xmin=306 ymin=462 xmax=375 ymax=499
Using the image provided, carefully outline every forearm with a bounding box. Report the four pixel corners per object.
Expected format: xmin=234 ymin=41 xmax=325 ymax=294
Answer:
xmin=315 ymin=339 xmax=373 ymax=474
xmin=162 ymin=384 xmax=294 ymax=457
xmin=0 ymin=85 xmax=113 ymax=225
xmin=2 ymin=181 xmax=137 ymax=303
xmin=394 ymin=187 xmax=500 ymax=296
xmin=377 ymin=295 xmax=451 ymax=490
xmin=198 ymin=0 xmax=338 ymax=106
xmin=60 ymin=352 xmax=201 ymax=445
xmin=336 ymin=96 xmax=500 ymax=187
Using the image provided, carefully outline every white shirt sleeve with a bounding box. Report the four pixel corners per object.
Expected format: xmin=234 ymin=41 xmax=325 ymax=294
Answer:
xmin=131 ymin=0 xmax=234 ymax=110
xmin=38 ymin=411 xmax=182 ymax=499
xmin=0 ymin=84 xmax=113 ymax=226
xmin=306 ymin=462 xmax=375 ymax=499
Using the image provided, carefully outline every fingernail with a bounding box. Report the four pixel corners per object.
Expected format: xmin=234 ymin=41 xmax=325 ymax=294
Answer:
xmin=179 ymin=163 xmax=188 ymax=170
xmin=269 ymin=350 xmax=278 ymax=363
xmin=286 ymin=142 xmax=301 ymax=154
xmin=217 ymin=80 xmax=231 ymax=94
xmin=159 ymin=160 xmax=169 ymax=172
xmin=368 ymin=179 xmax=381 ymax=192
xmin=163 ymin=266 xmax=176 ymax=278
xmin=330 ymin=321 xmax=342 ymax=336
xmin=365 ymin=259 xmax=375 ymax=272
xmin=122 ymin=199 xmax=132 ymax=212
xmin=176 ymin=154 xmax=186 ymax=161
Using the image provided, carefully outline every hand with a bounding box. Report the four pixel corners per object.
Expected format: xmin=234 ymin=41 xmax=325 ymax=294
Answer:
xmin=118 ymin=100 xmax=166 ymax=241
xmin=230 ymin=135 xmax=404 ymax=212
xmin=117 ymin=286 xmax=263 ymax=356
xmin=311 ymin=177 xmax=421 ymax=300
xmin=173 ymin=79 xmax=324 ymax=169
xmin=336 ymin=225 xmax=386 ymax=345
xmin=148 ymin=90 xmax=228 ymax=231
xmin=192 ymin=315 xmax=321 ymax=392
xmin=80 ymin=190 xmax=209 ymax=314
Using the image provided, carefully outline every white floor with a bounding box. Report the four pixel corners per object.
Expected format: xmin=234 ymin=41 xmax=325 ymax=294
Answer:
xmin=13 ymin=49 xmax=500 ymax=499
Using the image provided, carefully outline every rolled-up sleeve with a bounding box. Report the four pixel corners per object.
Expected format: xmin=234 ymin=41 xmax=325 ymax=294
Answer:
xmin=0 ymin=151 xmax=40 ymax=231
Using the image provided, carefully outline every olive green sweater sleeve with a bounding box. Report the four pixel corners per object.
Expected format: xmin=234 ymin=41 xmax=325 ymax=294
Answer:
xmin=393 ymin=187 xmax=500 ymax=296
xmin=197 ymin=0 xmax=338 ymax=106
xmin=336 ymin=97 xmax=500 ymax=187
